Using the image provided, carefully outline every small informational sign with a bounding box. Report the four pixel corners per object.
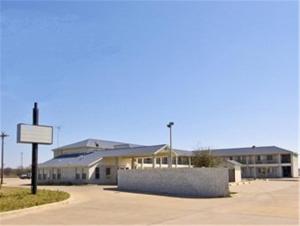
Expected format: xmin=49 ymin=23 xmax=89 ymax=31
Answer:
xmin=17 ymin=123 xmax=53 ymax=145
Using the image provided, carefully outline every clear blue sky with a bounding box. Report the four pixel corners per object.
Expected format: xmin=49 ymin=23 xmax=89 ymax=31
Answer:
xmin=1 ymin=1 xmax=298 ymax=168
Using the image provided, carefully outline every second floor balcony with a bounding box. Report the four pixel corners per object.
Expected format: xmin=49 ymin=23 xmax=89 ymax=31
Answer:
xmin=254 ymin=160 xmax=279 ymax=164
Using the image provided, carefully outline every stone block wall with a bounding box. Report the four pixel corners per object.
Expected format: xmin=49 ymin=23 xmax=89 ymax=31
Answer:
xmin=118 ymin=168 xmax=229 ymax=197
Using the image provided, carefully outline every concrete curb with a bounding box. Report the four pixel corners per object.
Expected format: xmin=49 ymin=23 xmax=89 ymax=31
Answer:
xmin=229 ymin=180 xmax=254 ymax=186
xmin=0 ymin=194 xmax=72 ymax=217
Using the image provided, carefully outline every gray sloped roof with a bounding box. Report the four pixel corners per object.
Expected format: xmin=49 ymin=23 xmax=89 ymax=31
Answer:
xmin=194 ymin=146 xmax=296 ymax=156
xmin=218 ymin=159 xmax=242 ymax=169
xmin=89 ymin=144 xmax=168 ymax=159
xmin=225 ymin=159 xmax=242 ymax=166
xmin=52 ymin=138 xmax=141 ymax=151
xmin=173 ymin=149 xmax=194 ymax=157
xmin=40 ymin=144 xmax=168 ymax=168
xmin=39 ymin=152 xmax=99 ymax=168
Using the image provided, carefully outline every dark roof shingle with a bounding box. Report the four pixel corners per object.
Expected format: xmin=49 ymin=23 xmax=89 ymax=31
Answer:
xmin=194 ymin=146 xmax=295 ymax=156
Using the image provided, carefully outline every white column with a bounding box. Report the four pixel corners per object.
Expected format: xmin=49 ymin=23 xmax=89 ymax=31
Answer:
xmin=152 ymin=156 xmax=156 ymax=168
xmin=188 ymin=157 xmax=192 ymax=168
xmin=159 ymin=157 xmax=162 ymax=168
xmin=175 ymin=156 xmax=178 ymax=168
xmin=141 ymin=158 xmax=144 ymax=169
xmin=131 ymin=157 xmax=135 ymax=169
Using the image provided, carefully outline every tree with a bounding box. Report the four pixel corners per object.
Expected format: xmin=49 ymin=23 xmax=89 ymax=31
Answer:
xmin=192 ymin=150 xmax=221 ymax=167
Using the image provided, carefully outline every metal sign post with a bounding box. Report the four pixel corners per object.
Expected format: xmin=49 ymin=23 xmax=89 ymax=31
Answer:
xmin=32 ymin=103 xmax=39 ymax=194
xmin=17 ymin=102 xmax=53 ymax=195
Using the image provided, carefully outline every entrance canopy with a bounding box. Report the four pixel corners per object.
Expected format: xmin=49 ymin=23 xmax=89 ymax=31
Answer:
xmin=39 ymin=144 xmax=194 ymax=168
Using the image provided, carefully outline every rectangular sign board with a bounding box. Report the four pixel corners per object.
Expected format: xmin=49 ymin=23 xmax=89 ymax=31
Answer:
xmin=17 ymin=124 xmax=53 ymax=145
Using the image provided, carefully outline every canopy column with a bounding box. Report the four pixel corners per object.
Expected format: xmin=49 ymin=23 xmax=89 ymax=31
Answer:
xmin=131 ymin=157 xmax=135 ymax=169
xmin=152 ymin=155 xmax=156 ymax=168
xmin=188 ymin=157 xmax=192 ymax=168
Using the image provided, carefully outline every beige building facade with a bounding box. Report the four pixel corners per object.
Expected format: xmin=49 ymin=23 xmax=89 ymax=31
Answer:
xmin=195 ymin=146 xmax=298 ymax=178
xmin=38 ymin=139 xmax=298 ymax=185
xmin=38 ymin=140 xmax=193 ymax=185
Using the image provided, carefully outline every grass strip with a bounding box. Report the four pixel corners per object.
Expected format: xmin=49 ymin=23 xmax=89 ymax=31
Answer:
xmin=0 ymin=187 xmax=70 ymax=212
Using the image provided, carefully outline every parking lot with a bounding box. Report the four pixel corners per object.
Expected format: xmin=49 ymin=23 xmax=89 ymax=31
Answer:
xmin=0 ymin=178 xmax=299 ymax=225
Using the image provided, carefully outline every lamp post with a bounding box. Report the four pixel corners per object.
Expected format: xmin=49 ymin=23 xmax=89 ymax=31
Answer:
xmin=1 ymin=132 xmax=9 ymax=186
xmin=167 ymin=122 xmax=174 ymax=168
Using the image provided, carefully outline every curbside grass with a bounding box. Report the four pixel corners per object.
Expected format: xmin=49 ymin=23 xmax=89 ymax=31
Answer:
xmin=0 ymin=187 xmax=70 ymax=212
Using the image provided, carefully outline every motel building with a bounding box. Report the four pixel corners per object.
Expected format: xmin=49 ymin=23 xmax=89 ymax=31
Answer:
xmin=194 ymin=146 xmax=299 ymax=178
xmin=38 ymin=139 xmax=194 ymax=185
xmin=38 ymin=139 xmax=298 ymax=185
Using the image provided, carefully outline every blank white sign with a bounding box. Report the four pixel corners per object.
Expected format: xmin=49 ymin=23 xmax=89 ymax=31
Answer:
xmin=17 ymin=124 xmax=53 ymax=144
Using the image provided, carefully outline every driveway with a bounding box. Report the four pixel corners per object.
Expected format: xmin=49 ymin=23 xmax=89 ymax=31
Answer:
xmin=0 ymin=178 xmax=299 ymax=225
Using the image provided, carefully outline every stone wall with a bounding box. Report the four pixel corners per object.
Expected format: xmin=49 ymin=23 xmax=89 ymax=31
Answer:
xmin=118 ymin=168 xmax=229 ymax=197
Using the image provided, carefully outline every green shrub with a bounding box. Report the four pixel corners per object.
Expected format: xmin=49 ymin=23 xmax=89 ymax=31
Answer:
xmin=192 ymin=150 xmax=221 ymax=167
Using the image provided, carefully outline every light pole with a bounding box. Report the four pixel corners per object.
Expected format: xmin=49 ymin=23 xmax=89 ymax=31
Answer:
xmin=1 ymin=132 xmax=9 ymax=186
xmin=167 ymin=122 xmax=174 ymax=168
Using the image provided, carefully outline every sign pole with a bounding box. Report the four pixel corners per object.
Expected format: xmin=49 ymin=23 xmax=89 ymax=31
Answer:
xmin=31 ymin=102 xmax=39 ymax=194
xmin=17 ymin=102 xmax=52 ymax=194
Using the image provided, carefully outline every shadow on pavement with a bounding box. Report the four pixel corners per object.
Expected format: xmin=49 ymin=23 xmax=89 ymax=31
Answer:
xmin=103 ymin=187 xmax=232 ymax=199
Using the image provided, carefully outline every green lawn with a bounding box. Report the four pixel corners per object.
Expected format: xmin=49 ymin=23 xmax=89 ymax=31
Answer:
xmin=0 ymin=187 xmax=70 ymax=212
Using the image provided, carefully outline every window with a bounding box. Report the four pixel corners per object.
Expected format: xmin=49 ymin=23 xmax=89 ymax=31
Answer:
xmin=178 ymin=157 xmax=188 ymax=165
xmin=156 ymin=158 xmax=161 ymax=164
xmin=258 ymin=168 xmax=266 ymax=175
xmin=229 ymin=156 xmax=233 ymax=160
xmin=256 ymin=156 xmax=261 ymax=161
xmin=95 ymin=167 xmax=100 ymax=179
xmin=57 ymin=169 xmax=61 ymax=180
xmin=178 ymin=157 xmax=182 ymax=165
xmin=172 ymin=158 xmax=176 ymax=164
xmin=162 ymin=157 xmax=168 ymax=164
xmin=43 ymin=174 xmax=47 ymax=180
xmin=138 ymin=159 xmax=142 ymax=164
xmin=38 ymin=174 xmax=42 ymax=180
xmin=75 ymin=168 xmax=80 ymax=180
xmin=281 ymin=154 xmax=291 ymax=163
xmin=106 ymin=168 xmax=111 ymax=176
xmin=82 ymin=168 xmax=86 ymax=180
xmin=52 ymin=174 xmax=56 ymax=180
xmin=241 ymin=156 xmax=246 ymax=163
xmin=267 ymin=155 xmax=273 ymax=161
xmin=241 ymin=168 xmax=247 ymax=177
xmin=144 ymin=158 xmax=153 ymax=164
